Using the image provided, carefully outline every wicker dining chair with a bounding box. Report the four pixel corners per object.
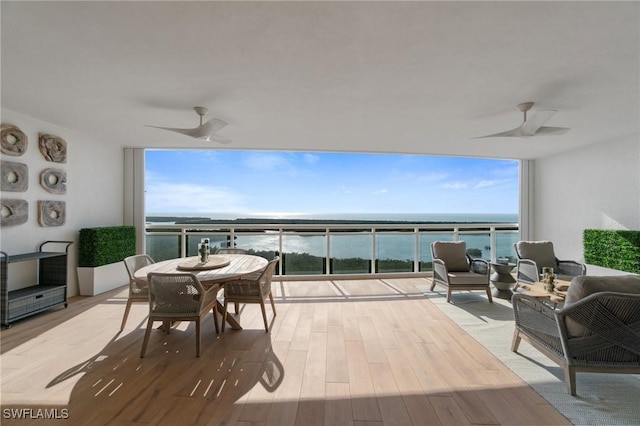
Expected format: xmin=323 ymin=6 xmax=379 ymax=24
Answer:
xmin=215 ymin=247 xmax=247 ymax=254
xmin=215 ymin=247 xmax=247 ymax=313
xmin=222 ymin=256 xmax=279 ymax=332
xmin=121 ymin=254 xmax=155 ymax=331
xmin=140 ymin=272 xmax=220 ymax=358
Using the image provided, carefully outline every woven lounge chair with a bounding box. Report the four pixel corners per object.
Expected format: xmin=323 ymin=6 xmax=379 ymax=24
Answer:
xmin=140 ymin=272 xmax=220 ymax=358
xmin=121 ymin=254 xmax=155 ymax=331
xmin=222 ymin=256 xmax=279 ymax=332
xmin=430 ymin=241 xmax=492 ymax=303
xmin=514 ymin=240 xmax=586 ymax=290
xmin=512 ymin=275 xmax=640 ymax=395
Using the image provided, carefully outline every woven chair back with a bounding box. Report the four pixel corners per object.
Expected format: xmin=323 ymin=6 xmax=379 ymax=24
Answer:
xmin=123 ymin=254 xmax=154 ymax=294
xmin=147 ymin=273 xmax=206 ymax=317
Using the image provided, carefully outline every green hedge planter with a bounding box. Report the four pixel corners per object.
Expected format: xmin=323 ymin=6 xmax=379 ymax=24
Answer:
xmin=78 ymin=226 xmax=136 ymax=267
xmin=583 ymin=229 xmax=640 ymax=274
xmin=77 ymin=226 xmax=136 ymax=296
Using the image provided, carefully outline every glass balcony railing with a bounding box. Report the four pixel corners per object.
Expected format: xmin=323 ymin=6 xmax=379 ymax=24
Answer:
xmin=145 ymin=222 xmax=519 ymax=278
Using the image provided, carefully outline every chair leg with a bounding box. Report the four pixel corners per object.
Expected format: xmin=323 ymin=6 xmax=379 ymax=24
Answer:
xmin=212 ymin=305 xmax=220 ymax=335
xmin=446 ymin=288 xmax=452 ymax=303
xmin=234 ymin=301 xmax=240 ymax=314
xmin=563 ymin=364 xmax=577 ymax=396
xmin=511 ymin=329 xmax=522 ymax=352
xmin=195 ymin=319 xmax=201 ymax=357
xmin=222 ymin=300 xmax=229 ymax=332
xmin=485 ymin=287 xmax=493 ymax=303
xmin=260 ymin=299 xmax=269 ymax=332
xmin=430 ymin=279 xmax=436 ymax=291
xmin=120 ymin=298 xmax=133 ymax=331
xmin=140 ymin=318 xmax=154 ymax=358
xmin=269 ymin=291 xmax=276 ymax=316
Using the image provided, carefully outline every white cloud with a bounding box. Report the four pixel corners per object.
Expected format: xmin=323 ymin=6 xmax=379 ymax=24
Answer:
xmin=373 ymin=188 xmax=389 ymax=195
xmin=302 ymin=153 xmax=320 ymax=164
xmin=398 ymin=171 xmax=450 ymax=183
xmin=443 ymin=182 xmax=468 ymax=190
xmin=242 ymin=153 xmax=291 ymax=172
xmin=331 ymin=186 xmax=352 ymax=195
xmin=475 ymin=180 xmax=495 ymax=188
xmin=145 ymin=182 xmax=247 ymax=213
xmin=240 ymin=152 xmax=317 ymax=176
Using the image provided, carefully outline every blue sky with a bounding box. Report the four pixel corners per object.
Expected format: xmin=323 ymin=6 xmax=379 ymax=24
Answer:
xmin=145 ymin=150 xmax=519 ymax=216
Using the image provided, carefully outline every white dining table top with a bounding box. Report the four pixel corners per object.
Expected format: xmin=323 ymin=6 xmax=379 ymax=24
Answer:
xmin=134 ymin=254 xmax=268 ymax=285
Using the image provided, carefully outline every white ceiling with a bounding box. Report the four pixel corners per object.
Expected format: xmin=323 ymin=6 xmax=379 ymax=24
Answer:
xmin=2 ymin=1 xmax=638 ymax=160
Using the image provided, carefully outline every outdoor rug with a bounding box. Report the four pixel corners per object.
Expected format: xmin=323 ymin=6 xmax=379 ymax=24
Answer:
xmin=416 ymin=285 xmax=640 ymax=425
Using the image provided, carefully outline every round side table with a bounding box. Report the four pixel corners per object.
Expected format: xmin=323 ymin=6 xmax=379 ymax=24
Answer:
xmin=490 ymin=262 xmax=516 ymax=293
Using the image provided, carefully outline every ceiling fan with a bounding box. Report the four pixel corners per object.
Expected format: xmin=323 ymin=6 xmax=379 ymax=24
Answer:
xmin=146 ymin=106 xmax=231 ymax=144
xmin=474 ymin=102 xmax=570 ymax=138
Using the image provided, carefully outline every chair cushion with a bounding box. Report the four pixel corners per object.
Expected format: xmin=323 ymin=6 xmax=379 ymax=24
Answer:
xmin=447 ymin=271 xmax=489 ymax=286
xmin=433 ymin=241 xmax=469 ymax=272
xmin=564 ymin=275 xmax=640 ymax=305
xmin=516 ymin=241 xmax=557 ymax=273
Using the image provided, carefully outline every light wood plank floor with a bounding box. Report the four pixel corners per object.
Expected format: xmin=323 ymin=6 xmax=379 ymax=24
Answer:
xmin=0 ymin=278 xmax=570 ymax=425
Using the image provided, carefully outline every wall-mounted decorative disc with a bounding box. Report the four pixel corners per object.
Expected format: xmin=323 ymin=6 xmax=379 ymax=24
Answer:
xmin=1 ymin=199 xmax=28 ymax=227
xmin=40 ymin=168 xmax=67 ymax=194
xmin=38 ymin=200 xmax=66 ymax=227
xmin=1 ymin=124 xmax=28 ymax=156
xmin=1 ymin=160 xmax=28 ymax=192
xmin=38 ymin=133 xmax=67 ymax=163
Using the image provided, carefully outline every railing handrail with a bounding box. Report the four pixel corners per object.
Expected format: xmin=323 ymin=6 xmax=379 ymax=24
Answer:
xmin=145 ymin=222 xmax=519 ymax=230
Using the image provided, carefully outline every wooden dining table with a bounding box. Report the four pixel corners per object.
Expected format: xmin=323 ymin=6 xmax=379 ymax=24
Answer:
xmin=517 ymin=279 xmax=572 ymax=304
xmin=134 ymin=254 xmax=268 ymax=330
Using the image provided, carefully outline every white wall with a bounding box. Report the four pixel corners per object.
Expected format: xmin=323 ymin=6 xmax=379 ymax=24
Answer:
xmin=1 ymin=110 xmax=125 ymax=296
xmin=534 ymin=135 xmax=640 ymax=273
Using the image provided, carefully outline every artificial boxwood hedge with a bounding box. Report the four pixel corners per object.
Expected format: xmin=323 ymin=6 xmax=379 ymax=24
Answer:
xmin=583 ymin=229 xmax=640 ymax=274
xmin=78 ymin=226 xmax=136 ymax=267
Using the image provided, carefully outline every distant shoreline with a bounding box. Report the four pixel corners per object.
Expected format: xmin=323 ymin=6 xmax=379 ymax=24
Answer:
xmin=146 ymin=216 xmax=518 ymax=225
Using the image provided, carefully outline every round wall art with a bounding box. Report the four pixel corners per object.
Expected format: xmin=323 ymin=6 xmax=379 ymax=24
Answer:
xmin=1 ymin=124 xmax=28 ymax=156
xmin=38 ymin=133 xmax=67 ymax=163
xmin=38 ymin=200 xmax=66 ymax=227
xmin=0 ymin=199 xmax=28 ymax=227
xmin=1 ymin=160 xmax=28 ymax=192
xmin=40 ymin=168 xmax=67 ymax=194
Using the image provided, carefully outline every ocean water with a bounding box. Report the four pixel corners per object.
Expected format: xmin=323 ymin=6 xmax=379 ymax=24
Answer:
xmin=148 ymin=212 xmax=518 ymax=224
xmin=147 ymin=212 xmax=519 ymax=261
xmin=228 ymin=230 xmax=519 ymax=261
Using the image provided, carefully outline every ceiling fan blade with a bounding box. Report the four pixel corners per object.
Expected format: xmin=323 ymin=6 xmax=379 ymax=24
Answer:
xmin=472 ymin=103 xmax=569 ymax=139
xmin=146 ymin=118 xmax=229 ymax=141
xmin=145 ymin=125 xmax=198 ymax=137
xmin=473 ymin=127 xmax=526 ymax=138
xmin=521 ymin=110 xmax=557 ymax=136
xmin=200 ymin=117 xmax=227 ymax=134
xmin=534 ymin=126 xmax=570 ymax=136
xmin=203 ymin=133 xmax=232 ymax=144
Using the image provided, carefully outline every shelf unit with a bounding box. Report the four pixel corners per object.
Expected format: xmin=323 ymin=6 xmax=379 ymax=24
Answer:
xmin=1 ymin=240 xmax=73 ymax=328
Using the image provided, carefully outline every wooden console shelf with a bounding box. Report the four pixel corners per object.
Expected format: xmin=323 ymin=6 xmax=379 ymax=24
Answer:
xmin=1 ymin=240 xmax=73 ymax=328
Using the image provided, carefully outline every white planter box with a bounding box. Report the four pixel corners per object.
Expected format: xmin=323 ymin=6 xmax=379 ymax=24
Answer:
xmin=586 ymin=264 xmax=639 ymax=277
xmin=77 ymin=262 xmax=129 ymax=296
